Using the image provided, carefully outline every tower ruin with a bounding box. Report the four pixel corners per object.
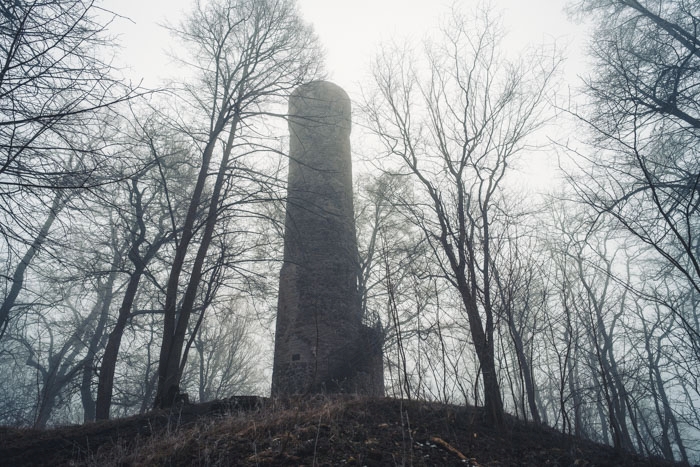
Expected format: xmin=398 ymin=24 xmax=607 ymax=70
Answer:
xmin=271 ymin=81 xmax=383 ymax=396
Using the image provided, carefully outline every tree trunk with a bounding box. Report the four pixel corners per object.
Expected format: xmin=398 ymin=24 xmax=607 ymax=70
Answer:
xmin=94 ymin=265 xmax=145 ymax=420
xmin=154 ymin=133 xmax=220 ymax=408
xmin=96 ymin=178 xmax=170 ymax=420
xmin=507 ymin=312 xmax=541 ymax=424
xmin=30 ymin=343 xmax=85 ymax=428
xmin=80 ymin=227 xmax=121 ymax=422
xmin=155 ymin=115 xmax=239 ymax=409
xmin=80 ymin=266 xmax=118 ymax=422
xmin=646 ymin=328 xmax=689 ymax=464
xmin=0 ymin=193 xmax=63 ymax=336
xmin=459 ymin=285 xmax=504 ymax=426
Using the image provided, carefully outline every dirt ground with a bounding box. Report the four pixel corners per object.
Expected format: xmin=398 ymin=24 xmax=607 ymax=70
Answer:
xmin=0 ymin=396 xmax=681 ymax=466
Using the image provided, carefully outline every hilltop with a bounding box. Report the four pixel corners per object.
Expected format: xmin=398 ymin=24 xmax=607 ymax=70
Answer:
xmin=0 ymin=396 xmax=678 ymax=466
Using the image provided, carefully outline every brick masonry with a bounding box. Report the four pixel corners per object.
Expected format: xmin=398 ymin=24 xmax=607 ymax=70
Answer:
xmin=271 ymin=81 xmax=383 ymax=396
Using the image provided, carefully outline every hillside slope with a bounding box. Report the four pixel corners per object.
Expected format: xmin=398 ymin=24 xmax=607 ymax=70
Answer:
xmin=0 ymin=396 xmax=679 ymax=466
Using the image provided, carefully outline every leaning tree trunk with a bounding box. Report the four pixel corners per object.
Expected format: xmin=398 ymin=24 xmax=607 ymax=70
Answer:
xmin=95 ymin=177 xmax=170 ymax=420
xmin=0 ymin=192 xmax=63 ymax=336
xmin=94 ymin=265 xmax=146 ymax=420
xmin=95 ymin=234 xmax=168 ymax=420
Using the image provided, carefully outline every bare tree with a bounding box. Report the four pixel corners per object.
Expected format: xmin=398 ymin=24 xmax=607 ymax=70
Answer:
xmin=94 ymin=110 xmax=189 ymax=420
xmin=556 ymin=3 xmax=700 ymax=457
xmin=0 ymin=191 xmax=66 ymax=336
xmin=539 ymin=195 xmax=700 ymax=460
xmin=635 ymin=301 xmax=690 ymax=463
xmin=79 ymin=223 xmax=124 ymax=422
xmin=153 ymin=0 xmax=322 ymax=409
xmin=0 ymin=0 xmax=139 ymax=216
xmin=566 ymin=0 xmax=700 ymax=353
xmin=94 ymin=178 xmax=178 ymax=419
xmin=364 ymin=5 xmax=559 ymax=425
xmin=182 ymin=301 xmax=262 ymax=402
xmin=0 ymin=0 xmax=140 ymax=340
xmin=490 ymin=215 xmax=546 ymax=424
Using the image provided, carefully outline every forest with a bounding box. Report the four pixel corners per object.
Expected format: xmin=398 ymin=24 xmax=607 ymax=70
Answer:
xmin=0 ymin=0 xmax=698 ymax=464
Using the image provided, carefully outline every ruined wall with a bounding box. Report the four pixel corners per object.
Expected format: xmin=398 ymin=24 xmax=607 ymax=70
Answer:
xmin=271 ymin=81 xmax=383 ymax=396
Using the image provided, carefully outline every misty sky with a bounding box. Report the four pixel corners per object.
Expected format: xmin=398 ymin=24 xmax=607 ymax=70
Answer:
xmin=104 ymin=0 xmax=588 ymax=95
xmin=100 ymin=0 xmax=590 ymax=191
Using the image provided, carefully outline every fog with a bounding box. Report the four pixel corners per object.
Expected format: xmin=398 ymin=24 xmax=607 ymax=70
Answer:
xmin=1 ymin=0 xmax=697 ymax=463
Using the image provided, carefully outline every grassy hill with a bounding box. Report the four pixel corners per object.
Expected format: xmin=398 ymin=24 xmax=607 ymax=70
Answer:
xmin=0 ymin=396 xmax=679 ymax=466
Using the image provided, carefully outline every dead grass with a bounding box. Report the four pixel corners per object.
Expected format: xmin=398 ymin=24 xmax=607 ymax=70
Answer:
xmin=0 ymin=396 xmax=681 ymax=466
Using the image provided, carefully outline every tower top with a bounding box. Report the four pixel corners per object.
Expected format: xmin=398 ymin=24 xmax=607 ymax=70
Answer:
xmin=288 ymin=80 xmax=351 ymax=135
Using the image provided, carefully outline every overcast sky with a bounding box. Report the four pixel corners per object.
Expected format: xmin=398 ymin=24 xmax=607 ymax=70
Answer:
xmin=104 ymin=0 xmax=587 ymax=96
xmin=102 ymin=0 xmax=589 ymax=190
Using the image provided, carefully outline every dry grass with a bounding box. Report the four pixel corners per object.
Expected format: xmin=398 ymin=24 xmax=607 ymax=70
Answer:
xmin=1 ymin=396 xmax=680 ymax=466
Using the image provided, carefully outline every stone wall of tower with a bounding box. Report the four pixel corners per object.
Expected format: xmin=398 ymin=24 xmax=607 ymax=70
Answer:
xmin=271 ymin=81 xmax=383 ymax=396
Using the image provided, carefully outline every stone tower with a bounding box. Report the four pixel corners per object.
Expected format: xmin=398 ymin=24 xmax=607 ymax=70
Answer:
xmin=271 ymin=81 xmax=383 ymax=396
